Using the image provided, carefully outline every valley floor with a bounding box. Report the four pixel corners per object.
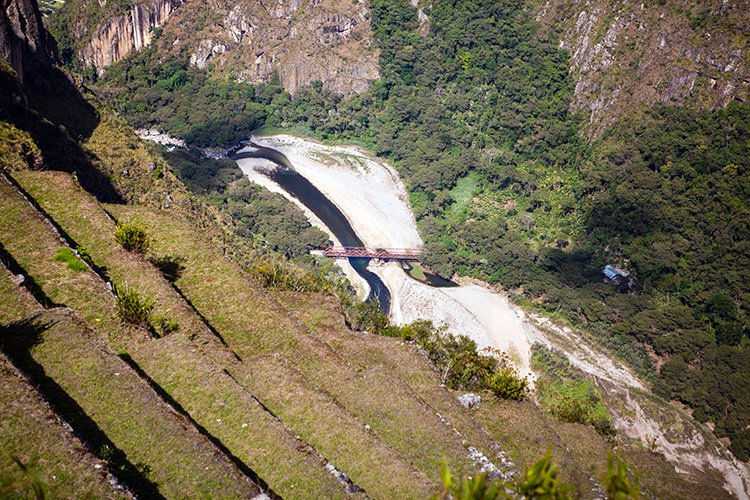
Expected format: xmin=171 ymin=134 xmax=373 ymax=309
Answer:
xmin=236 ymin=133 xmax=750 ymax=498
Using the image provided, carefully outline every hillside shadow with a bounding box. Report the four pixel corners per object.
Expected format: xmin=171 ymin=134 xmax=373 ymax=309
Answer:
xmin=539 ymin=246 xmax=602 ymax=288
xmin=0 ymin=314 xmax=163 ymax=498
xmin=0 ymin=65 xmax=124 ymax=203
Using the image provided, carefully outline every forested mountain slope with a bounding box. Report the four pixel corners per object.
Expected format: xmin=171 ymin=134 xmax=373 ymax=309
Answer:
xmin=535 ymin=0 xmax=750 ymax=136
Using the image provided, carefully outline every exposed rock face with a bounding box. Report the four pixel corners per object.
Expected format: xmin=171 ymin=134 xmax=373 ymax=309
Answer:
xmin=63 ymin=0 xmax=377 ymax=95
xmin=535 ymin=0 xmax=750 ymax=136
xmin=0 ymin=0 xmax=57 ymax=84
xmin=162 ymin=0 xmax=378 ymax=95
xmin=79 ymin=0 xmax=183 ymax=73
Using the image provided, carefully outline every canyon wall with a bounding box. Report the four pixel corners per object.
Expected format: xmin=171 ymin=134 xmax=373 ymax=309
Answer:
xmin=535 ymin=0 xmax=750 ymax=135
xmin=169 ymin=0 xmax=379 ymax=95
xmin=1 ymin=0 xmax=57 ymax=84
xmin=79 ymin=0 xmax=183 ymax=73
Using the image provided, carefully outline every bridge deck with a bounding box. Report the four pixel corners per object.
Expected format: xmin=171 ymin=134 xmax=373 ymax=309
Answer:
xmin=322 ymin=246 xmax=421 ymax=261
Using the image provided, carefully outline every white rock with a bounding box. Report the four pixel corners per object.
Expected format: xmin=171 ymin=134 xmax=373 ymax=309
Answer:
xmin=458 ymin=393 xmax=481 ymax=410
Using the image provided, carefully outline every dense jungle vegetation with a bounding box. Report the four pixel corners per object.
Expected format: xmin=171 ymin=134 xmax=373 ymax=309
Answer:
xmin=83 ymin=0 xmax=749 ymax=460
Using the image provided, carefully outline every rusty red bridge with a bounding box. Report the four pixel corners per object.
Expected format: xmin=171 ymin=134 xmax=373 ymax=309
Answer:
xmin=322 ymin=246 xmax=421 ymax=261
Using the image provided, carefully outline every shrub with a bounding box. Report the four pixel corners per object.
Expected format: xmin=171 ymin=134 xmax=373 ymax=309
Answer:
xmin=251 ymin=253 xmax=327 ymax=292
xmin=54 ymin=247 xmax=87 ymax=272
xmin=488 ymin=367 xmax=528 ymax=400
xmin=115 ymin=221 xmax=151 ymax=253
xmin=113 ymin=283 xmax=154 ymax=325
xmin=532 ymin=344 xmax=615 ymax=436
xmin=345 ymin=299 xmax=390 ymax=333
xmin=0 ymin=121 xmax=42 ymax=170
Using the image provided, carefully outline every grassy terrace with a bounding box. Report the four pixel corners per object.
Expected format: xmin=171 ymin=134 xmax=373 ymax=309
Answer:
xmin=0 ymin=178 xmax=257 ymax=497
xmin=0 ymin=352 xmax=122 ymax=498
xmin=107 ymin=205 xmax=439 ymax=498
xmin=0 ymin=309 xmax=253 ymax=498
xmin=11 ymin=171 xmax=226 ymax=353
xmin=278 ymin=292 xmax=502 ymax=451
xmin=11 ymin=171 xmax=352 ymax=498
xmin=14 ymin=172 xmax=356 ymax=498
xmin=129 ymin=334 xmax=350 ymax=498
xmin=0 ymin=176 xmax=123 ymax=340
xmin=105 ymin=202 xmax=504 ymax=496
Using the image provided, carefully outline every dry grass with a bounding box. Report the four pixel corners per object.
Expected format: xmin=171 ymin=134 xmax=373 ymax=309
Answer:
xmin=109 ymin=203 xmax=437 ymax=497
xmin=13 ymin=171 xmax=214 ymax=344
xmin=0 ymin=353 xmax=124 ymax=499
xmin=108 ymin=204 xmax=515 ymax=496
xmin=0 ymin=309 xmax=254 ymax=498
xmin=476 ymin=396 xmax=610 ymax=496
xmin=277 ymin=291 xmax=506 ymax=468
xmin=129 ymin=334 xmax=350 ymax=499
xmin=0 ymin=177 xmax=123 ymax=339
xmin=0 ymin=178 xmax=258 ymax=497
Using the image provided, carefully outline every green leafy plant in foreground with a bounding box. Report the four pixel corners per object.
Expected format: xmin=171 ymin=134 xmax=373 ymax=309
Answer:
xmin=517 ymin=452 xmax=569 ymax=499
xmin=435 ymin=452 xmax=569 ymax=499
xmin=604 ymin=453 xmax=639 ymax=499
xmin=115 ymin=221 xmax=151 ymax=253
xmin=436 ymin=451 xmax=638 ymax=499
xmin=75 ymin=245 xmax=93 ymax=266
xmin=151 ymin=314 xmax=179 ymax=336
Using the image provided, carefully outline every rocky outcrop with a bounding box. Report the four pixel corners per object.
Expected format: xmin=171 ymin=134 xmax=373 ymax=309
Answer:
xmin=1 ymin=0 xmax=57 ymax=84
xmin=80 ymin=0 xmax=183 ymax=73
xmin=535 ymin=0 xmax=750 ymax=136
xmin=160 ymin=0 xmax=378 ymax=95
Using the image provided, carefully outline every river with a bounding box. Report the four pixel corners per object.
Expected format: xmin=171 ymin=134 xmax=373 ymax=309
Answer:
xmin=231 ymin=143 xmax=392 ymax=313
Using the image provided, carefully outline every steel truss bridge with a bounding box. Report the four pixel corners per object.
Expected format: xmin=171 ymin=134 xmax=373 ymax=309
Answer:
xmin=322 ymin=246 xmax=421 ymax=261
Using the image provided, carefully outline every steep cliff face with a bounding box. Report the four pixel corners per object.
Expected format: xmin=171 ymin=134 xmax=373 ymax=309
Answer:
xmin=1 ymin=0 xmax=57 ymax=84
xmin=164 ymin=0 xmax=378 ymax=95
xmin=78 ymin=0 xmax=183 ymax=73
xmin=535 ymin=0 xmax=750 ymax=135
